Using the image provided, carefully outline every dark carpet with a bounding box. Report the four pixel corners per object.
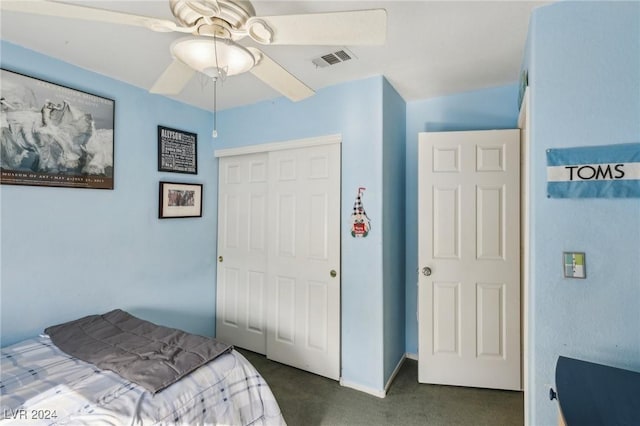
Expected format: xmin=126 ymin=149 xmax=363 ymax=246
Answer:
xmin=238 ymin=349 xmax=524 ymax=426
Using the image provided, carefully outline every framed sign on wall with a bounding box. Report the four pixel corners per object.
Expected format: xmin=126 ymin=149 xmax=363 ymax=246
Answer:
xmin=158 ymin=125 xmax=197 ymax=174
xmin=0 ymin=68 xmax=115 ymax=189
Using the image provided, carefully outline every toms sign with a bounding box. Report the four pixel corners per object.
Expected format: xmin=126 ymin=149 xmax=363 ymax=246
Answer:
xmin=546 ymin=143 xmax=640 ymax=198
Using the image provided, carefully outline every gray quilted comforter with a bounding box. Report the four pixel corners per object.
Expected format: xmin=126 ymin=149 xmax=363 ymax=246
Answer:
xmin=45 ymin=309 xmax=232 ymax=394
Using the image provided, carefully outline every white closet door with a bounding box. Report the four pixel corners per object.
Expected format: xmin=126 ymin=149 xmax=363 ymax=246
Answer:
xmin=216 ymin=153 xmax=269 ymax=354
xmin=266 ymin=144 xmax=341 ymax=380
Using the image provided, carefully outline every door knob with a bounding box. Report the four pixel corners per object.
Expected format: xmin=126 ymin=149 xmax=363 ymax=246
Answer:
xmin=218 ymin=256 xmax=223 ymax=263
xmin=330 ymin=270 xmax=337 ymax=278
xmin=422 ymin=267 xmax=432 ymax=276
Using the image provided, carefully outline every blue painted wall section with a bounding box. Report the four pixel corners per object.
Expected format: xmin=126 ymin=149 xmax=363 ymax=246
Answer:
xmin=404 ymin=85 xmax=520 ymax=355
xmin=213 ymin=76 xmax=391 ymax=392
xmin=526 ymin=2 xmax=640 ymax=425
xmin=0 ymin=41 xmax=217 ymax=346
xmin=382 ymin=78 xmax=407 ymax=384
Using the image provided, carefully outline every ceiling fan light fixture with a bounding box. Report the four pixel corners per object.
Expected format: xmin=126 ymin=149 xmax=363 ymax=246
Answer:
xmin=170 ymin=37 xmax=255 ymax=77
xmin=246 ymin=18 xmax=273 ymax=44
xmin=185 ymin=0 xmax=220 ymax=17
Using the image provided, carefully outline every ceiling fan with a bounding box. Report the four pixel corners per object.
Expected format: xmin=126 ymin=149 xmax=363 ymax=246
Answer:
xmin=2 ymin=0 xmax=387 ymax=102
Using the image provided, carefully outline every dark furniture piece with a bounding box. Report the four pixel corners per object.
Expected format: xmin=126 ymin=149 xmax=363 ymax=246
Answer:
xmin=555 ymin=356 xmax=640 ymax=426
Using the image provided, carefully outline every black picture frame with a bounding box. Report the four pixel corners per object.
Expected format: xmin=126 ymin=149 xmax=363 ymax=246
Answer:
xmin=0 ymin=68 xmax=115 ymax=189
xmin=159 ymin=181 xmax=203 ymax=219
xmin=158 ymin=125 xmax=197 ymax=174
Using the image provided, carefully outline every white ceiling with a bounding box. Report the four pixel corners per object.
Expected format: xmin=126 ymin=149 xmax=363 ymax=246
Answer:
xmin=0 ymin=1 xmax=552 ymax=112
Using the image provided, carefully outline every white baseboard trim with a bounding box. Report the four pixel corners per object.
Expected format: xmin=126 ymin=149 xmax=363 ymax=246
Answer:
xmin=339 ymin=354 xmax=409 ymax=399
xmin=384 ymin=354 xmax=406 ymax=394
xmin=405 ymin=352 xmax=418 ymax=361
xmin=340 ymin=379 xmax=387 ymax=398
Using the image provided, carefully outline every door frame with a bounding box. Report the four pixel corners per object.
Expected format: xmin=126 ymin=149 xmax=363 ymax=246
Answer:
xmin=214 ymin=133 xmax=342 ymax=158
xmin=518 ymin=88 xmax=531 ymax=424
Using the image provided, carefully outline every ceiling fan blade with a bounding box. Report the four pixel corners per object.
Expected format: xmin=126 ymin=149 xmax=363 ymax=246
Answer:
xmin=248 ymin=48 xmax=314 ymax=102
xmin=0 ymin=0 xmax=187 ymax=33
xmin=245 ymin=9 xmax=387 ymax=46
xmin=150 ymin=59 xmax=196 ymax=95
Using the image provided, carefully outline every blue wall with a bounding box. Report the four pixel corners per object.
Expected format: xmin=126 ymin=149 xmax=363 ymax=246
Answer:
xmin=213 ymin=76 xmax=392 ymax=392
xmin=0 ymin=39 xmax=408 ymax=394
xmin=404 ymin=85 xmax=521 ymax=355
xmin=526 ymin=2 xmax=640 ymax=425
xmin=382 ymin=79 xmax=407 ymax=384
xmin=0 ymin=41 xmax=217 ymax=346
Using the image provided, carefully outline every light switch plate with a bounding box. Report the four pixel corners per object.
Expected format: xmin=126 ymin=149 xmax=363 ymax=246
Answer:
xmin=563 ymin=252 xmax=586 ymax=279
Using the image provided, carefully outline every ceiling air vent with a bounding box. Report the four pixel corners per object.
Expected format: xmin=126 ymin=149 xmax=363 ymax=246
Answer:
xmin=312 ymin=48 xmax=357 ymax=68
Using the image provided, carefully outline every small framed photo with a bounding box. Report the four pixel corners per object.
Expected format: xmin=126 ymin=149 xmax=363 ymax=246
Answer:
xmin=159 ymin=181 xmax=203 ymax=219
xmin=158 ymin=125 xmax=197 ymax=174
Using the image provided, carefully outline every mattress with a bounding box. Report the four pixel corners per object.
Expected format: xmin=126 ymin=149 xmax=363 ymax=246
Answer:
xmin=0 ymin=336 xmax=286 ymax=425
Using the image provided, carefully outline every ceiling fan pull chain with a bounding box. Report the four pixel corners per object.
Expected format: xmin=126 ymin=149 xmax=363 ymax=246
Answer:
xmin=211 ymin=35 xmax=219 ymax=139
xmin=212 ymin=78 xmax=218 ymax=138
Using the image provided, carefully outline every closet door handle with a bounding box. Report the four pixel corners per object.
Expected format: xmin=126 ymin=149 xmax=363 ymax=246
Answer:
xmin=218 ymin=256 xmax=223 ymax=263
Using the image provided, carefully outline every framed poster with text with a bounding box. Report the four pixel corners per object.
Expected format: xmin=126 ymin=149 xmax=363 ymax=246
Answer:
xmin=158 ymin=125 xmax=197 ymax=174
xmin=0 ymin=68 xmax=115 ymax=189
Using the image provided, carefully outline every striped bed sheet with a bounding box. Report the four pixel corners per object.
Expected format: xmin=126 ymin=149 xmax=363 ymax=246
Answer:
xmin=0 ymin=336 xmax=286 ymax=425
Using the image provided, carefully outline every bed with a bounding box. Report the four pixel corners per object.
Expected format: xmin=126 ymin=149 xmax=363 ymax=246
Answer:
xmin=0 ymin=311 xmax=286 ymax=425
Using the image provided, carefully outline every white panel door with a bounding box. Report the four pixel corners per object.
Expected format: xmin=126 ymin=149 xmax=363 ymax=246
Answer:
xmin=216 ymin=153 xmax=269 ymax=354
xmin=418 ymin=130 xmax=521 ymax=390
xmin=266 ymin=144 xmax=341 ymax=380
